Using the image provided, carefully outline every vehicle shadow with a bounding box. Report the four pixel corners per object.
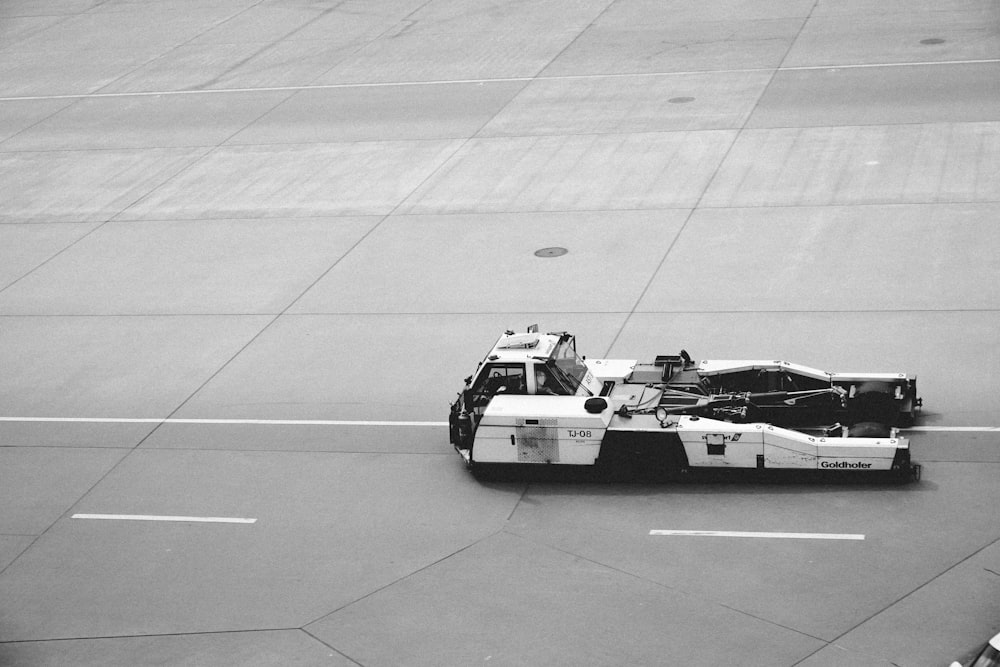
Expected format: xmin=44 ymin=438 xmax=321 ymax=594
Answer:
xmin=471 ymin=462 xmax=935 ymax=495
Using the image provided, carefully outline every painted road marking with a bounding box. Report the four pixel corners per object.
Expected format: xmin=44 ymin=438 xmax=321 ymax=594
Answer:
xmin=0 ymin=417 xmax=448 ymax=426
xmin=650 ymin=530 xmax=865 ymax=540
xmin=906 ymin=426 xmax=1000 ymax=432
xmin=73 ymin=514 xmax=256 ymax=524
xmin=2 ymin=59 xmax=998 ymax=102
xmin=0 ymin=417 xmax=994 ymax=432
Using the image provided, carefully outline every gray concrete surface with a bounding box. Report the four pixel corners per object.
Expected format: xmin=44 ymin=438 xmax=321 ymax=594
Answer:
xmin=1 ymin=0 xmax=998 ymax=665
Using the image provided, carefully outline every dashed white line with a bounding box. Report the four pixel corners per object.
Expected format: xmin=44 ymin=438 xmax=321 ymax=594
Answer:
xmin=650 ymin=530 xmax=865 ymax=540
xmin=72 ymin=514 xmax=256 ymax=524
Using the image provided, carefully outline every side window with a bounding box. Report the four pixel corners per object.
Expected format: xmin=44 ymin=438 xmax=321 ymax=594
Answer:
xmin=470 ymin=364 xmax=526 ymax=409
xmin=533 ymin=365 xmax=563 ymax=395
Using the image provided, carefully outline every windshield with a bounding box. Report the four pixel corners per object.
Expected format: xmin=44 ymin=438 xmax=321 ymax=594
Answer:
xmin=549 ymin=336 xmax=592 ymax=396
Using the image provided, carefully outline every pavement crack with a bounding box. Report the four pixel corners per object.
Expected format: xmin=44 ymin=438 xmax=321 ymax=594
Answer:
xmin=794 ymin=533 xmax=1000 ymax=665
xmin=299 ymin=531 xmax=500 ymax=630
xmin=298 ymin=628 xmax=364 ymax=667
xmin=500 ymin=529 xmax=824 ymax=644
xmin=505 ymin=482 xmax=530 ymax=522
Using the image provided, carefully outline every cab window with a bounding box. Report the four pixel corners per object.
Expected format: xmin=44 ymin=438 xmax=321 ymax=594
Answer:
xmin=533 ymin=365 xmax=564 ymax=395
xmin=470 ymin=363 xmax=526 ymax=409
xmin=551 ymin=336 xmax=590 ymax=395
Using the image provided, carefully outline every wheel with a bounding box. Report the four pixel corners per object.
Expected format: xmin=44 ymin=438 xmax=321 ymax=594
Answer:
xmin=850 ymin=382 xmax=899 ymax=425
xmin=848 ymin=421 xmax=892 ymax=438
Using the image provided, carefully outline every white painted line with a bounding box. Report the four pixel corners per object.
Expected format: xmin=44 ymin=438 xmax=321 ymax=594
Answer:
xmin=2 ymin=58 xmax=997 ymax=102
xmin=2 ymin=417 xmax=994 ymax=432
xmin=906 ymin=426 xmax=1000 ymax=432
xmin=780 ymin=59 xmax=1000 ymax=71
xmin=0 ymin=417 xmax=447 ymax=426
xmin=73 ymin=514 xmax=256 ymax=524
xmin=1 ymin=417 xmax=996 ymax=434
xmin=650 ymin=530 xmax=865 ymax=540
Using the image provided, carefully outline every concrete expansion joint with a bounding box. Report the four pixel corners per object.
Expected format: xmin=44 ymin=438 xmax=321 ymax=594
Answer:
xmin=298 ymin=627 xmax=364 ymax=667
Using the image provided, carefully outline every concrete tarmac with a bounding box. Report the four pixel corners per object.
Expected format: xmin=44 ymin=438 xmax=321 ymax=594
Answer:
xmin=1 ymin=0 xmax=998 ymax=665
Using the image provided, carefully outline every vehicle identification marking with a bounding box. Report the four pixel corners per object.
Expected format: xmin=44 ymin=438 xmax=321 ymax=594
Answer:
xmin=567 ymin=430 xmax=593 ymax=439
xmin=703 ymin=432 xmax=741 ymax=444
xmin=72 ymin=514 xmax=256 ymax=524
xmin=650 ymin=530 xmax=865 ymax=540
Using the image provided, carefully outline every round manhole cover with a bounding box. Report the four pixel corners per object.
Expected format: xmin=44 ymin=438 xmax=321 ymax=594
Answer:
xmin=920 ymin=38 xmax=945 ymax=44
xmin=669 ymin=96 xmax=695 ymax=104
xmin=534 ymin=247 xmax=568 ymax=258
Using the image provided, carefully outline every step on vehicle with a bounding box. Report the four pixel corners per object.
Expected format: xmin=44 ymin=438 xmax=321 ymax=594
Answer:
xmin=449 ymin=326 xmax=922 ymax=481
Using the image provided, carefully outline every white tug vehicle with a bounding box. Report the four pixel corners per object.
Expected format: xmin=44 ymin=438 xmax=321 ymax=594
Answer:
xmin=449 ymin=327 xmax=922 ymax=481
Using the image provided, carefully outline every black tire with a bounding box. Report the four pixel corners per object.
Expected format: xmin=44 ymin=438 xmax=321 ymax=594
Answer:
xmin=849 ymin=421 xmax=892 ymax=438
xmin=850 ymin=382 xmax=899 ymax=425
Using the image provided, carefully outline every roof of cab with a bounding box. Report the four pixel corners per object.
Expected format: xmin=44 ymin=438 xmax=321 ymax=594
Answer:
xmin=486 ymin=331 xmax=562 ymax=363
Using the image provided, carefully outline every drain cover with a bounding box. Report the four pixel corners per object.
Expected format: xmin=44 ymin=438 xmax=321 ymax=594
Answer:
xmin=534 ymin=247 xmax=568 ymax=258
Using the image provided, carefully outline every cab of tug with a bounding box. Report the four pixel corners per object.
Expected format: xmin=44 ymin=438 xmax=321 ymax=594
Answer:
xmin=449 ymin=328 xmax=600 ymax=453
